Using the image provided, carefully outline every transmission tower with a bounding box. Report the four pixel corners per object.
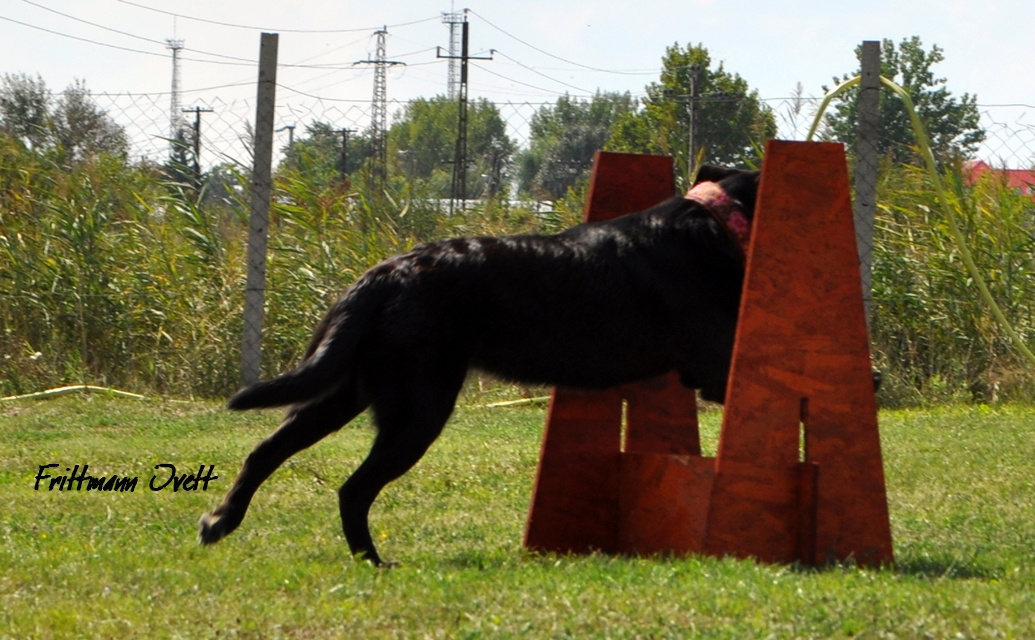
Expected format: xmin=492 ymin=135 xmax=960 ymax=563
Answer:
xmin=355 ymin=28 xmax=403 ymax=194
xmin=166 ymin=38 xmax=187 ymax=162
xmin=441 ymin=10 xmax=464 ymax=99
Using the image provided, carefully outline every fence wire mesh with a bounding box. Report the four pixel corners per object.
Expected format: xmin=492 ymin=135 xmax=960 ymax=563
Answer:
xmin=80 ymin=94 xmax=854 ymax=171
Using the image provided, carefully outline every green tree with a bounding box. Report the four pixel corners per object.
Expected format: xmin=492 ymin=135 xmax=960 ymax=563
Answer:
xmin=517 ymin=92 xmax=635 ymax=200
xmin=609 ymin=43 xmax=776 ymax=185
xmin=280 ymin=122 xmax=372 ymax=186
xmin=0 ymin=73 xmax=52 ymax=151
xmin=824 ymin=37 xmax=985 ymax=164
xmin=0 ymin=74 xmax=127 ymax=161
xmin=52 ymin=79 xmax=128 ymax=162
xmin=387 ymin=96 xmax=514 ymax=197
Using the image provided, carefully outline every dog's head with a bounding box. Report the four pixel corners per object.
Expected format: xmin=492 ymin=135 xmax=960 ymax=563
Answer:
xmin=692 ymin=165 xmax=761 ymax=219
xmin=688 ymin=165 xmax=761 ymax=258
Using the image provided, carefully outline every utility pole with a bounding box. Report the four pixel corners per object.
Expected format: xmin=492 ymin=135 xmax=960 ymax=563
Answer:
xmin=183 ymin=105 xmax=213 ymax=189
xmin=355 ymin=28 xmax=404 ymax=196
xmin=437 ymin=16 xmax=492 ymax=214
xmin=665 ymin=65 xmax=726 ymax=185
xmin=276 ymin=124 xmax=295 ymax=150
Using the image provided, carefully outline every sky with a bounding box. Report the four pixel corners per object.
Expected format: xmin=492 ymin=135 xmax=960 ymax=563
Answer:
xmin=1 ymin=0 xmax=1032 ymax=165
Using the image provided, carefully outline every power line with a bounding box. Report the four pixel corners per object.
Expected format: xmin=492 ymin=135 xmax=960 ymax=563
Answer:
xmin=0 ymin=13 xmax=169 ymax=58
xmin=392 ymin=47 xmax=439 ymax=60
xmin=4 ymin=6 xmax=650 ymax=101
xmin=467 ymin=8 xmax=658 ymax=76
xmin=978 ymin=103 xmax=1035 ymax=109
xmin=113 ymin=0 xmax=440 ymax=34
xmin=285 ymin=33 xmax=374 ymax=67
xmin=491 ymin=51 xmax=594 ymax=94
xmin=13 ymin=2 xmax=261 ymax=65
xmin=87 ymin=81 xmax=257 ymax=98
xmin=1 ymin=11 xmax=371 ymax=70
xmin=0 ymin=12 xmax=265 ymax=67
xmin=276 ymin=84 xmax=378 ymax=103
xmin=20 ymin=0 xmax=163 ymax=46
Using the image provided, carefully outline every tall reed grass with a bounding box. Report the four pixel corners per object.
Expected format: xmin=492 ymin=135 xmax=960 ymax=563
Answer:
xmin=0 ymin=142 xmax=576 ymax=398
xmin=870 ymin=161 xmax=1035 ymax=404
xmin=1 ymin=136 xmax=1031 ymax=404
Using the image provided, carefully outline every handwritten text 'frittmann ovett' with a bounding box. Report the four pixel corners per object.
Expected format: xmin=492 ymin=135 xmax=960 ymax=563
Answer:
xmin=34 ymin=464 xmax=218 ymax=493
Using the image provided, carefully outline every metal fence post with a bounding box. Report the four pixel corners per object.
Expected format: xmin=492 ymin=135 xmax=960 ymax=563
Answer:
xmin=241 ymin=33 xmax=278 ymax=387
xmin=855 ymin=40 xmax=881 ymax=331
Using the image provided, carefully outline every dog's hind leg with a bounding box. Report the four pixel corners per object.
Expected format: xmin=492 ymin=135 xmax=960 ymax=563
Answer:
xmin=199 ymin=386 xmax=367 ymax=545
xmin=338 ymin=372 xmax=464 ymax=566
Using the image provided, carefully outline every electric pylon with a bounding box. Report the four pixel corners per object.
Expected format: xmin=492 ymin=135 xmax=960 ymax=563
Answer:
xmin=441 ymin=10 xmax=464 ymax=100
xmin=355 ymin=28 xmax=403 ymax=195
xmin=166 ymin=38 xmax=187 ymax=163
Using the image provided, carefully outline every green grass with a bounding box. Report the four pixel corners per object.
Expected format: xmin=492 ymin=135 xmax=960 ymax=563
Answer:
xmin=2 ymin=393 xmax=1034 ymax=638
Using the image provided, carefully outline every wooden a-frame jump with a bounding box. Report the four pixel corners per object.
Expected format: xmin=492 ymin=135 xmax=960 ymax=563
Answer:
xmin=523 ymin=140 xmax=893 ymax=566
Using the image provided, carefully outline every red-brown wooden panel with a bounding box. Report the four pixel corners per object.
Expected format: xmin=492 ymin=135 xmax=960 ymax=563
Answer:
xmin=704 ymin=140 xmax=893 ymax=566
xmin=622 ymin=372 xmax=700 ymax=456
xmin=526 ymin=144 xmax=892 ymax=567
xmin=524 ymin=152 xmax=685 ymax=554
xmin=523 ymin=388 xmax=623 ymax=553
xmin=583 ymin=151 xmax=677 ymax=222
xmin=618 ymin=453 xmax=714 ymax=555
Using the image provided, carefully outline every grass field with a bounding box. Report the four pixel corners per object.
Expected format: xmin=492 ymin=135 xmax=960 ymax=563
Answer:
xmin=2 ymin=392 xmax=1034 ymax=638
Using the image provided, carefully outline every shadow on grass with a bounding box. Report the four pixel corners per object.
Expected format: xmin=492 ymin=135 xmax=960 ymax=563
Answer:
xmin=890 ymin=554 xmax=1003 ymax=580
xmin=786 ymin=554 xmax=1002 ymax=581
xmin=439 ymin=546 xmax=1004 ymax=581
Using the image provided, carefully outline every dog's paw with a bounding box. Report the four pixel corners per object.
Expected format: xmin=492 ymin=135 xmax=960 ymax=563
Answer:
xmin=351 ymin=548 xmax=396 ymax=568
xmin=198 ymin=510 xmax=233 ymax=545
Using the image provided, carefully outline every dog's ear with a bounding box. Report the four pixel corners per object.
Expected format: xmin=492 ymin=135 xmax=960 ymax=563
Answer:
xmin=719 ymin=170 xmax=762 ymax=219
xmin=692 ymin=165 xmax=739 ymax=185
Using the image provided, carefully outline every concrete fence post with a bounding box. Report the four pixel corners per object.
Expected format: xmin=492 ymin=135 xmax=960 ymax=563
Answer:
xmin=241 ymin=33 xmax=278 ymax=387
xmin=855 ymin=40 xmax=881 ymax=331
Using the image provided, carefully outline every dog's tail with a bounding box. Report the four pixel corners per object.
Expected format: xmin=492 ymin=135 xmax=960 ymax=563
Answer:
xmin=227 ymin=282 xmax=378 ymax=411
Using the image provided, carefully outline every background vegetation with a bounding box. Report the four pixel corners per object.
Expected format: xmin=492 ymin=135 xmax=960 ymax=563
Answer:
xmin=0 ymin=37 xmax=1032 ymax=405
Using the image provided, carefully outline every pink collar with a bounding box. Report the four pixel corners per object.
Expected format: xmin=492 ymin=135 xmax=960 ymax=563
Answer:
xmin=685 ymin=181 xmax=751 ymax=260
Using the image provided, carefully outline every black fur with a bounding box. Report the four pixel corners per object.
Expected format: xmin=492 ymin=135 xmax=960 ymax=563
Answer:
xmin=199 ymin=165 xmax=761 ymax=566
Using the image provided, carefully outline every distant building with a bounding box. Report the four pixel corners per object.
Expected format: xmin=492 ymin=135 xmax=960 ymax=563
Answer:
xmin=964 ymin=160 xmax=1035 ymax=198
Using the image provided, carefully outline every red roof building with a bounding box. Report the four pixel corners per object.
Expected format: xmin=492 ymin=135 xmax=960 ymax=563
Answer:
xmin=964 ymin=160 xmax=1035 ymax=197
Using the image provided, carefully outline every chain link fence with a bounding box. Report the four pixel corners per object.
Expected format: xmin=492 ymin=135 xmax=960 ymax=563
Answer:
xmin=84 ymin=91 xmax=1035 ymax=175
xmin=978 ymin=107 xmax=1035 ymax=168
xmin=2 ymin=64 xmax=1034 ymax=400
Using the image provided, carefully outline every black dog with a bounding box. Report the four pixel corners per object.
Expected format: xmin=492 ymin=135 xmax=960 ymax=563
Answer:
xmin=199 ymin=165 xmax=761 ymax=566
